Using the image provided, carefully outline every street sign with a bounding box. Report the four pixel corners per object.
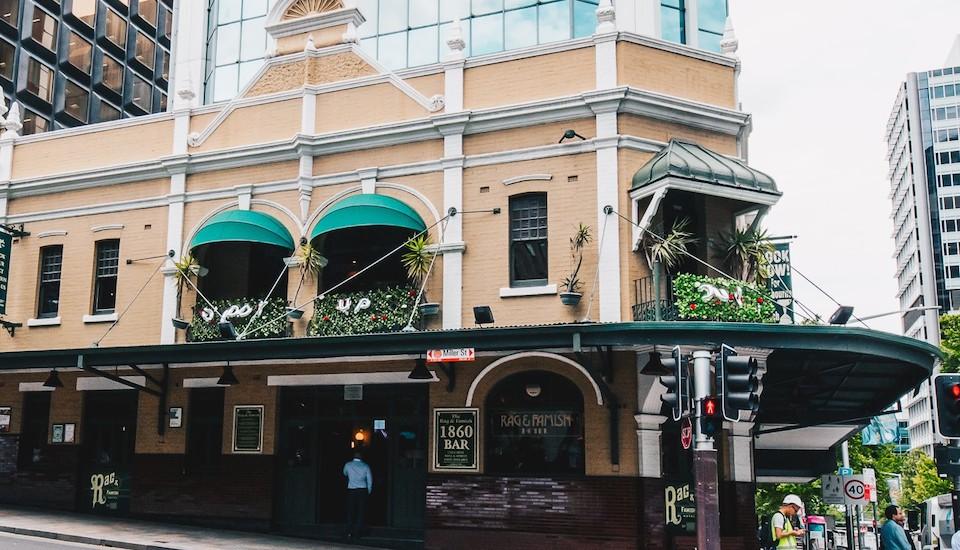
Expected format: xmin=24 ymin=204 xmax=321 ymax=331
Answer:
xmin=427 ymin=348 xmax=475 ymax=363
xmin=862 ymin=468 xmax=878 ymax=503
xmin=824 ymin=474 xmax=871 ymax=505
xmin=680 ymin=417 xmax=692 ymax=450
xmin=838 ymin=467 xmax=854 ymax=476
xmin=766 ymin=241 xmax=794 ymax=324
xmin=822 ymin=475 xmax=845 ymax=505
xmin=0 ymin=230 xmax=11 ymax=315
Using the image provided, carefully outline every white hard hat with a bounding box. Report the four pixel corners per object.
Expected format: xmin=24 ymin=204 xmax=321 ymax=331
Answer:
xmin=782 ymin=494 xmax=803 ymax=508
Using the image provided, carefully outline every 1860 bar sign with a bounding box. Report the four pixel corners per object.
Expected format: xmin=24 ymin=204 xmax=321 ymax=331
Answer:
xmin=434 ymin=408 xmax=478 ymax=471
xmin=0 ymin=230 xmax=11 ymax=315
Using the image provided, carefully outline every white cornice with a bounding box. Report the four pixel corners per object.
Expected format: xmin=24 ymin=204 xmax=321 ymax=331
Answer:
xmin=618 ymin=31 xmax=739 ymax=68
xmin=264 ymin=7 xmax=364 ymax=39
xmin=628 ymin=176 xmax=781 ymax=207
xmin=13 ymin=111 xmax=175 ymax=145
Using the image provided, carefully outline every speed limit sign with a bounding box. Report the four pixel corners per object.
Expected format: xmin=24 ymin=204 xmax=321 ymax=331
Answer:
xmin=843 ymin=477 xmax=868 ymax=504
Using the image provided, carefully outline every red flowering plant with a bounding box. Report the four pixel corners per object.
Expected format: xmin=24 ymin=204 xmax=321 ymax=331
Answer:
xmin=672 ymin=273 xmax=776 ymax=323
xmin=308 ymin=286 xmax=422 ymax=336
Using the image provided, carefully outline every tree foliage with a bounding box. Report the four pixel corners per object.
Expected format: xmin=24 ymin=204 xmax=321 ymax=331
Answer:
xmin=940 ymin=314 xmax=960 ymax=374
xmin=899 ymin=449 xmax=953 ymax=509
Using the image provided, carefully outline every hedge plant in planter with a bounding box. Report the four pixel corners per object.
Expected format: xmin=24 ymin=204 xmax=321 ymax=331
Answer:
xmin=672 ymin=273 xmax=776 ymax=323
xmin=188 ymin=296 xmax=289 ymax=342
xmin=401 ymin=234 xmax=440 ymax=316
xmin=560 ymin=223 xmax=591 ymax=306
xmin=308 ymin=286 xmax=422 ymax=337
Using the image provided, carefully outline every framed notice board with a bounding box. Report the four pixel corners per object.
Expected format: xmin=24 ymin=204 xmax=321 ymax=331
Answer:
xmin=232 ymin=405 xmax=263 ymax=453
xmin=433 ymin=408 xmax=479 ymax=472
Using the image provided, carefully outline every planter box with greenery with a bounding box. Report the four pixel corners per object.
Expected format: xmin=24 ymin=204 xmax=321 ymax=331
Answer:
xmin=188 ymin=296 xmax=289 ymax=342
xmin=673 ymin=273 xmax=776 ymax=323
xmin=308 ymin=286 xmax=422 ymax=337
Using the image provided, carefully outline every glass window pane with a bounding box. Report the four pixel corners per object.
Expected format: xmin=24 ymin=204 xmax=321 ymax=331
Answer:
xmin=243 ymin=0 xmax=269 ymax=18
xmin=439 ymin=0 xmax=469 ymax=21
xmin=408 ymin=25 xmax=437 ymax=66
xmin=21 ymin=109 xmax=48 ymax=135
xmin=0 ymin=40 xmax=13 ymax=79
xmin=162 ymin=5 xmax=172 ymax=39
xmin=239 ymin=16 xmax=266 ymax=61
xmin=73 ymin=0 xmax=96 ymax=27
xmin=218 ymin=0 xmax=242 ymax=24
xmin=105 ymin=9 xmax=127 ymax=48
xmin=471 ymin=12 xmax=503 ymax=56
xmin=32 ymin=9 xmax=59 ymax=51
xmin=68 ymin=32 xmax=93 ymax=73
xmin=215 ymin=21 xmax=241 ymax=65
xmin=359 ymin=36 xmax=376 ymax=56
xmin=472 ymin=0 xmax=502 ymax=16
xmin=237 ymin=59 xmax=260 ymax=90
xmin=357 ymin=0 xmax=377 ymax=37
xmin=660 ymin=6 xmax=682 ymax=43
xmin=379 ymin=0 xmax=407 ymax=34
xmin=697 ymin=0 xmax=725 ymax=33
xmin=698 ymin=30 xmax=720 ymax=52
xmin=136 ymin=32 xmax=155 ymax=69
xmin=102 ymin=54 xmax=123 ymax=92
xmin=538 ymin=1 xmax=570 ymax=44
xmin=131 ymin=74 xmax=151 ymax=110
xmin=504 ymin=7 xmax=535 ymax=50
xmin=139 ymin=0 xmax=158 ymax=26
xmin=505 ymin=0 xmax=536 ymax=8
xmin=378 ymin=31 xmax=406 ymax=70
xmin=160 ymin=49 xmax=169 ymax=80
xmin=99 ymin=100 xmax=121 ymax=121
xmin=212 ymin=64 xmax=238 ymax=102
xmin=26 ymin=59 xmax=54 ymax=102
xmin=0 ymin=0 xmax=18 ymax=27
xmin=409 ymin=0 xmax=438 ymax=27
xmin=573 ymin=0 xmax=596 ymax=38
xmin=64 ymin=80 xmax=89 ymax=122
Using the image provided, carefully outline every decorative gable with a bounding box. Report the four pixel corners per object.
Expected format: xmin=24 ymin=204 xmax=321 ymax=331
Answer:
xmin=283 ymin=0 xmax=344 ymax=20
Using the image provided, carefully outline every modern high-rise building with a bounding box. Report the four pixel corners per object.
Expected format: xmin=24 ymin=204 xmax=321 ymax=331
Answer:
xmin=0 ymin=0 xmax=173 ymax=135
xmin=886 ymin=34 xmax=960 ymax=455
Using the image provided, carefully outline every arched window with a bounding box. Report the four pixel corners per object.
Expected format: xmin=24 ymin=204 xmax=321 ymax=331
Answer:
xmin=485 ymin=370 xmax=584 ymax=475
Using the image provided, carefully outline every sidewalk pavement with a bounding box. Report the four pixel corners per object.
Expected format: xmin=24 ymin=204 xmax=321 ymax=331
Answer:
xmin=0 ymin=507 xmax=388 ymax=550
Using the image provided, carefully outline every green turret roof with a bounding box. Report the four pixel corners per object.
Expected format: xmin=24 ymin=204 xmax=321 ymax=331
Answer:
xmin=630 ymin=139 xmax=780 ymax=195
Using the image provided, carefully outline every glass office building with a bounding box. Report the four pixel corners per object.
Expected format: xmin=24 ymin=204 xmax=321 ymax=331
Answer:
xmin=204 ymin=0 xmax=728 ymax=103
xmin=0 ymin=0 xmax=173 ymax=135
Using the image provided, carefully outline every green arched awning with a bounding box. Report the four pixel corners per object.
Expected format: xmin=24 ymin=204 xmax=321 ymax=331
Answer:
xmin=190 ymin=210 xmax=296 ymax=252
xmin=310 ymin=194 xmax=427 ymax=240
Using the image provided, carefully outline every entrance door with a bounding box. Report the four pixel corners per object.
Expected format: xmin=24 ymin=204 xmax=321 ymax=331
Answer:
xmin=78 ymin=390 xmax=138 ymax=514
xmin=276 ymin=384 xmax=427 ymax=539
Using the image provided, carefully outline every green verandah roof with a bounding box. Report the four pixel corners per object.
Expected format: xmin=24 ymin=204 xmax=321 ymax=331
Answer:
xmin=631 ymin=138 xmax=780 ymax=195
xmin=310 ymin=194 xmax=427 ymax=240
xmin=190 ymin=210 xmax=296 ymax=251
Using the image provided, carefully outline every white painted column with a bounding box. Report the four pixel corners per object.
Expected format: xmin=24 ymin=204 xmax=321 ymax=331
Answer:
xmin=614 ymin=0 xmax=637 ymax=33
xmin=728 ymin=421 xmax=755 ymax=482
xmin=635 ymin=413 xmax=666 ymax=477
xmin=595 ymin=4 xmax=618 ymax=90
xmin=169 ymin=0 xmax=206 ymax=109
xmin=684 ymin=0 xmax=699 ymax=49
xmin=301 ymin=93 xmax=317 ymax=135
xmin=298 ymin=155 xmax=314 ymax=223
xmin=0 ymin=141 xmax=12 ymax=222
xmin=160 ymin=107 xmax=190 ymax=344
xmin=439 ymin=22 xmax=466 ymax=330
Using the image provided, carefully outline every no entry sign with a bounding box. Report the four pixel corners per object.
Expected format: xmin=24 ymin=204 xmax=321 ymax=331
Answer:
xmin=680 ymin=417 xmax=692 ymax=450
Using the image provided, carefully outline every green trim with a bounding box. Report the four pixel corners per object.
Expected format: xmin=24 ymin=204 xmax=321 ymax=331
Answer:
xmin=630 ymin=139 xmax=780 ymax=195
xmin=310 ymin=194 xmax=427 ymax=240
xmin=190 ymin=210 xmax=295 ymax=251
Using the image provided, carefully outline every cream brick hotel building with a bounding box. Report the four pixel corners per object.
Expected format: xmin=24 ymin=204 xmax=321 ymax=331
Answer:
xmin=0 ymin=1 xmax=939 ymax=549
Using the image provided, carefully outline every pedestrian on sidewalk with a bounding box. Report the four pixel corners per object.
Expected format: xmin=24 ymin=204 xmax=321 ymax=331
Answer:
xmin=881 ymin=505 xmax=912 ymax=550
xmin=343 ymin=450 xmax=372 ymax=540
xmin=771 ymin=494 xmax=805 ymax=550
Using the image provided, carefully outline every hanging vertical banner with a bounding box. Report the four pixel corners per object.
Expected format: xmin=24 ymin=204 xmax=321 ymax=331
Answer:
xmin=0 ymin=230 xmax=11 ymax=315
xmin=766 ymin=241 xmax=794 ymax=324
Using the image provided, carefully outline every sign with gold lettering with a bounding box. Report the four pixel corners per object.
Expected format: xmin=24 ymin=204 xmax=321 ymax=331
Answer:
xmin=86 ymin=469 xmax=130 ymax=513
xmin=491 ymin=411 xmax=580 ymax=438
xmin=233 ymin=405 xmax=263 ymax=453
xmin=434 ymin=408 xmax=478 ymax=471
xmin=0 ymin=230 xmax=11 ymax=315
xmin=664 ymin=480 xmax=696 ymax=534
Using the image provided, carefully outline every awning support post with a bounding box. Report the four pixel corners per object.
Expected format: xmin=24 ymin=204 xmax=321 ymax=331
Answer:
xmin=156 ymin=364 xmax=169 ymax=436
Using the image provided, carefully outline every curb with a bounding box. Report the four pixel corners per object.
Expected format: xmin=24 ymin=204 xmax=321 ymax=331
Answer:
xmin=0 ymin=524 xmax=186 ymax=550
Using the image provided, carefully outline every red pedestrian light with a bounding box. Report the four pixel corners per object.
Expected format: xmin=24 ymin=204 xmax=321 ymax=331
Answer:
xmin=704 ymin=397 xmax=718 ymax=416
xmin=952 ymin=383 xmax=960 ymax=399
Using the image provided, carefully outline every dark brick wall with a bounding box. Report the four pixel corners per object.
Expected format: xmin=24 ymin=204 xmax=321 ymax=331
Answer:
xmin=0 ymin=436 xmax=78 ymax=511
xmin=130 ymin=454 xmax=275 ymax=529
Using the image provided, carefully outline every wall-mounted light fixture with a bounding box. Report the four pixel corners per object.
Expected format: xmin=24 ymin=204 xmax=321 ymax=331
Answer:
xmin=43 ymin=369 xmax=63 ymax=388
xmin=558 ymin=129 xmax=586 ymax=143
xmin=473 ymin=306 xmax=494 ymax=327
xmin=217 ymin=363 xmax=239 ymax=386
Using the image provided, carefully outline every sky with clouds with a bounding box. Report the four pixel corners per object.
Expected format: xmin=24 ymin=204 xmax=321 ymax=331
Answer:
xmin=729 ymin=0 xmax=960 ymax=333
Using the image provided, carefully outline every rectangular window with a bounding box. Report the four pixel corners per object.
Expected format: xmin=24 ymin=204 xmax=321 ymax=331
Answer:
xmin=135 ymin=31 xmax=155 ymax=69
xmin=0 ymin=39 xmax=12 ymax=80
xmin=131 ymin=73 xmax=151 ymax=111
xmin=68 ymin=32 xmax=93 ymax=73
xmin=101 ymin=53 xmax=123 ymax=93
xmin=945 ymin=242 xmax=959 ymax=256
xmin=138 ymin=0 xmax=157 ymax=26
xmin=509 ymin=193 xmax=548 ymax=286
xmin=64 ymin=80 xmax=89 ymax=122
xmin=37 ymin=245 xmax=63 ymax=318
xmin=186 ymin=387 xmax=224 ymax=472
xmin=105 ymin=8 xmax=126 ymax=48
xmin=947 ymin=265 xmax=960 ymax=279
xmin=72 ymin=0 xmax=97 ymax=27
xmin=26 ymin=58 xmax=54 ymax=102
xmin=32 ymin=7 xmax=58 ymax=51
xmin=661 ymin=0 xmax=685 ymax=44
xmin=99 ymin=100 xmax=120 ymax=121
xmin=162 ymin=4 xmax=172 ymax=39
xmin=21 ymin=109 xmax=49 ymax=134
xmin=17 ymin=392 xmax=51 ymax=470
xmin=0 ymin=0 xmax=18 ymax=27
xmin=93 ymin=239 xmax=120 ymax=314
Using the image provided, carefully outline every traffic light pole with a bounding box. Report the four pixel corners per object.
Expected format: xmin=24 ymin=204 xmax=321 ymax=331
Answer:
xmin=692 ymin=350 xmax=720 ymax=550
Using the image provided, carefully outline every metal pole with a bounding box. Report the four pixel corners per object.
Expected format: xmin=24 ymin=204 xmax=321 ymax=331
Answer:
xmin=842 ymin=441 xmax=855 ymax=550
xmin=692 ymin=350 xmax=719 ymax=550
xmin=872 ymin=502 xmax=879 ymax=550
xmin=653 ymin=260 xmax=663 ymax=321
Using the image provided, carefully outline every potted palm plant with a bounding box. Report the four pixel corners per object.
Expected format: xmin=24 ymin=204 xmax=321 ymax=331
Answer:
xmin=713 ymin=226 xmax=774 ymax=285
xmin=560 ymin=223 xmax=591 ymax=306
xmin=289 ymin=240 xmax=327 ymax=319
xmin=639 ymin=217 xmax=697 ymax=320
xmin=402 ymin=234 xmax=440 ymax=316
xmin=172 ymin=254 xmax=206 ymax=329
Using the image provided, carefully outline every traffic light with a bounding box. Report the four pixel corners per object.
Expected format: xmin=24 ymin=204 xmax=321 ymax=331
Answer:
xmin=700 ymin=396 xmax=722 ymax=436
xmin=718 ymin=344 xmax=760 ymax=422
xmin=659 ymin=346 xmax=688 ymax=421
xmin=934 ymin=374 xmax=960 ymax=438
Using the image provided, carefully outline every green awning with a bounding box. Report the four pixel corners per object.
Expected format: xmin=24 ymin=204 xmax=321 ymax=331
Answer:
xmin=631 ymin=138 xmax=780 ymax=195
xmin=190 ymin=210 xmax=295 ymax=252
xmin=310 ymin=194 xmax=426 ymax=240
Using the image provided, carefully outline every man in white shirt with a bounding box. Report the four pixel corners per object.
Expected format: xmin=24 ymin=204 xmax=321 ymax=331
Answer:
xmin=343 ymin=451 xmax=373 ymax=539
xmin=951 ymin=528 xmax=960 ymax=550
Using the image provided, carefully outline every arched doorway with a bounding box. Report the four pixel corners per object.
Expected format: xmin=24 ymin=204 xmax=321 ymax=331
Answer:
xmin=485 ymin=370 xmax=585 ymax=475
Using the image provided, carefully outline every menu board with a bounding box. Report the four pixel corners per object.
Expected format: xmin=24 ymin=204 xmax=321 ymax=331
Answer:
xmin=434 ymin=408 xmax=478 ymax=471
xmin=233 ymin=405 xmax=263 ymax=453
